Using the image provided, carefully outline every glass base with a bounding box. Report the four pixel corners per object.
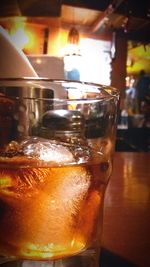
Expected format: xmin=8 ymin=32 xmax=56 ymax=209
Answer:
xmin=0 ymin=249 xmax=100 ymax=267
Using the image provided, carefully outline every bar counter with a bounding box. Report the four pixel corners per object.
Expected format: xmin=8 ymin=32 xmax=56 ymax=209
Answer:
xmin=101 ymin=152 xmax=150 ymax=267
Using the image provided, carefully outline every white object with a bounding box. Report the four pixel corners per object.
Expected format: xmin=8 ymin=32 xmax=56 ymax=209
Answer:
xmin=0 ymin=26 xmax=37 ymax=78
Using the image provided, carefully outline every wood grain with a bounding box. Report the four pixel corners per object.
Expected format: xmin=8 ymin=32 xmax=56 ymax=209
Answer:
xmin=102 ymin=152 xmax=150 ymax=267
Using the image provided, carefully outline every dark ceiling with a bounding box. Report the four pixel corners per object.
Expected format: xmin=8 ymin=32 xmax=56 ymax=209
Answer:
xmin=0 ymin=0 xmax=150 ymax=42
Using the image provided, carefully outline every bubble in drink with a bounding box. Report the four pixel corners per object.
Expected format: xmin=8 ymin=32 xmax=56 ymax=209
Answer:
xmin=0 ymin=138 xmax=111 ymax=260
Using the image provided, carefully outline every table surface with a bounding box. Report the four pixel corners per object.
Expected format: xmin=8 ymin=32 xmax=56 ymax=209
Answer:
xmin=101 ymin=152 xmax=150 ymax=267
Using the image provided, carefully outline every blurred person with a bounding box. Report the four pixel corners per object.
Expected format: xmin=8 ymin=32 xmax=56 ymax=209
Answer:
xmin=135 ymin=70 xmax=150 ymax=130
xmin=125 ymin=76 xmax=138 ymax=116
xmin=136 ymin=70 xmax=150 ymax=113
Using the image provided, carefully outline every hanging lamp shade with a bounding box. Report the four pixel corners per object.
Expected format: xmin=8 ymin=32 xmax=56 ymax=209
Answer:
xmin=65 ymin=27 xmax=81 ymax=56
xmin=68 ymin=27 xmax=80 ymax=45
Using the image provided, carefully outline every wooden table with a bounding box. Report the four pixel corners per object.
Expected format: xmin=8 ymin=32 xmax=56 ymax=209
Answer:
xmin=101 ymin=152 xmax=150 ymax=267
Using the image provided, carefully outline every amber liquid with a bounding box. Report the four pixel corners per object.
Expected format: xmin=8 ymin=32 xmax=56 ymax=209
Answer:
xmin=0 ymin=156 xmax=111 ymax=261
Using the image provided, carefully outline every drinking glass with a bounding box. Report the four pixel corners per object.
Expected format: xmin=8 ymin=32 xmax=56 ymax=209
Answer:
xmin=0 ymin=78 xmax=119 ymax=267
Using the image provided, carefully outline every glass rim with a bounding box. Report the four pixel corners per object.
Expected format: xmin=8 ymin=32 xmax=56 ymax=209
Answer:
xmin=0 ymin=77 xmax=119 ymax=100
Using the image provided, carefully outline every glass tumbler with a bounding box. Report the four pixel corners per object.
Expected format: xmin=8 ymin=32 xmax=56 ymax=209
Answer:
xmin=0 ymin=78 xmax=119 ymax=267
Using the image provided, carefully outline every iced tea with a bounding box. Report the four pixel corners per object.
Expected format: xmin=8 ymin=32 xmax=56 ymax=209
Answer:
xmin=0 ymin=139 xmax=112 ymax=261
xmin=0 ymin=78 xmax=119 ymax=266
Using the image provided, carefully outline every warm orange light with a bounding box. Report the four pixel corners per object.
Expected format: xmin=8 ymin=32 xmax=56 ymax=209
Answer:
xmin=9 ymin=17 xmax=27 ymax=34
xmin=10 ymin=28 xmax=29 ymax=49
xmin=8 ymin=17 xmax=34 ymax=51
xmin=23 ymin=28 xmax=35 ymax=51
xmin=127 ymin=41 xmax=150 ymax=75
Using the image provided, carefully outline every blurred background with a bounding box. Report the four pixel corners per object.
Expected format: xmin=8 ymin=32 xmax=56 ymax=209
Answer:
xmin=0 ymin=0 xmax=150 ymax=152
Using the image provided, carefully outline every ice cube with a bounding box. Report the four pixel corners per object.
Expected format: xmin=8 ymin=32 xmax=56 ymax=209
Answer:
xmin=21 ymin=137 xmax=74 ymax=164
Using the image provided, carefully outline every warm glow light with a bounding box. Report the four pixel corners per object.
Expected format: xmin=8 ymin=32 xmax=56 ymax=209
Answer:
xmin=61 ymin=27 xmax=81 ymax=58
xmin=8 ymin=17 xmax=34 ymax=51
xmin=64 ymin=54 xmax=82 ymax=71
xmin=64 ymin=43 xmax=81 ymax=56
xmin=36 ymin=58 xmax=42 ymax=64
xmin=23 ymin=29 xmax=34 ymax=51
xmin=127 ymin=42 xmax=150 ymax=75
xmin=79 ymin=38 xmax=112 ymax=85
xmin=9 ymin=17 xmax=27 ymax=34
xmin=10 ymin=28 xmax=29 ymax=49
xmin=63 ymin=38 xmax=112 ymax=85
